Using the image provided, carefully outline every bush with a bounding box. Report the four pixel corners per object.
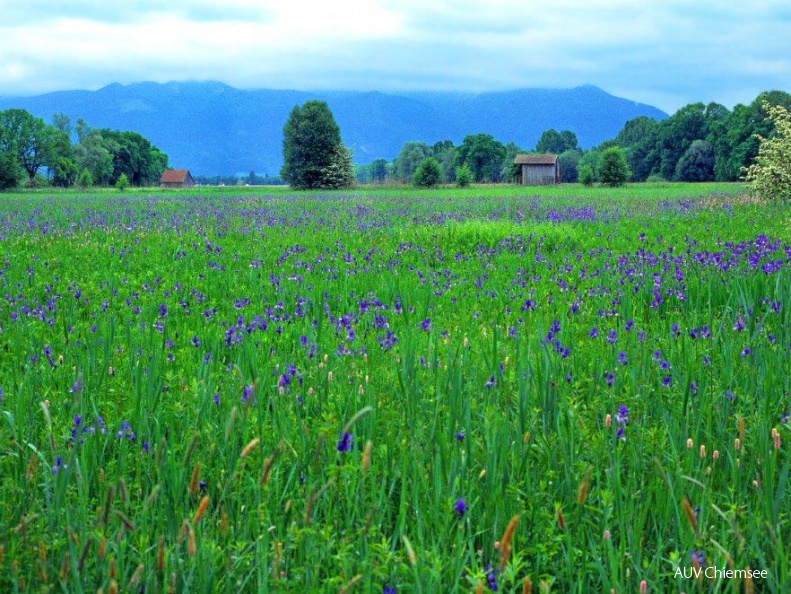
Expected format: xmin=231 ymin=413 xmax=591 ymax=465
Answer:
xmin=456 ymin=164 xmax=473 ymax=187
xmin=646 ymin=174 xmax=667 ymax=183
xmin=78 ymin=168 xmax=93 ymax=189
xmin=115 ymin=173 xmax=130 ymax=190
xmin=744 ymin=102 xmax=791 ymax=201
xmin=0 ymin=150 xmax=22 ymax=191
xmin=413 ymin=157 xmax=442 ymax=188
xmin=578 ymin=165 xmax=595 ymax=186
xmin=675 ymin=140 xmax=715 ymax=182
xmin=598 ymin=147 xmax=630 ymax=187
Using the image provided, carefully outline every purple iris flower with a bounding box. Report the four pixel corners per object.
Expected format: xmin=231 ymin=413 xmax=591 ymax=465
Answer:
xmin=454 ymin=498 xmax=468 ymax=519
xmin=337 ymin=432 xmax=353 ymax=453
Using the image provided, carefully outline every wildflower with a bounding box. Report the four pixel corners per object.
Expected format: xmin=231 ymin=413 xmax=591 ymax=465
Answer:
xmin=51 ymin=456 xmax=63 ymax=475
xmin=485 ymin=564 xmax=498 ymax=592
xmin=383 ymin=587 xmax=396 ymax=594
xmin=606 ymin=329 xmax=618 ymax=344
xmin=690 ymin=549 xmax=706 ymax=568
xmin=741 ymin=347 xmax=751 ymax=358
xmin=455 ymin=430 xmax=465 ymax=442
xmin=617 ymin=351 xmax=628 ymax=366
xmin=604 ymin=372 xmax=615 ymax=387
xmin=420 ymin=318 xmax=431 ymax=332
xmin=485 ymin=376 xmax=495 ymax=389
xmin=116 ymin=421 xmax=135 ymax=441
xmin=690 ymin=381 xmax=698 ymax=394
xmin=454 ymin=498 xmax=468 ymax=519
xmin=337 ymin=432 xmax=353 ymax=453
xmin=240 ymin=385 xmax=254 ymax=404
xmin=616 ymin=405 xmax=629 ymax=425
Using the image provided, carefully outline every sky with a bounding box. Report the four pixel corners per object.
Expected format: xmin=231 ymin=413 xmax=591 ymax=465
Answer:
xmin=0 ymin=0 xmax=789 ymax=112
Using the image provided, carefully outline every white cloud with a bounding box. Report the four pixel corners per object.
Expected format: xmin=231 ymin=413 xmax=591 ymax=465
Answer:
xmin=0 ymin=0 xmax=789 ymax=111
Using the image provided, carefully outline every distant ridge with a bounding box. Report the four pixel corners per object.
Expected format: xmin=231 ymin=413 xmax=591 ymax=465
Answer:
xmin=0 ymin=81 xmax=668 ymax=175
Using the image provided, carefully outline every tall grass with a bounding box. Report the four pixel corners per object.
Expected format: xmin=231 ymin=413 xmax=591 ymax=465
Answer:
xmin=0 ymin=183 xmax=788 ymax=591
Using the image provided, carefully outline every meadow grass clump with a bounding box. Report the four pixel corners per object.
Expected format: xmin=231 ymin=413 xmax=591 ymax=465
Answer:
xmin=0 ymin=182 xmax=789 ymax=591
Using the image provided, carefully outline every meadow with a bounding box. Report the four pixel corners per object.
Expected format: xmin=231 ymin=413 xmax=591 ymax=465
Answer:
xmin=1 ymin=182 xmax=790 ymax=592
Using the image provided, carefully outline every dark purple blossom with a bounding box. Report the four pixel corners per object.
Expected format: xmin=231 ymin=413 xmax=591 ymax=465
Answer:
xmin=337 ymin=431 xmax=354 ymax=453
xmin=454 ymin=498 xmax=468 ymax=519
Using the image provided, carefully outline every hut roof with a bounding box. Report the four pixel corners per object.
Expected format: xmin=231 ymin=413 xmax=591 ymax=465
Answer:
xmin=514 ymin=154 xmax=558 ymax=165
xmin=160 ymin=169 xmax=191 ymax=183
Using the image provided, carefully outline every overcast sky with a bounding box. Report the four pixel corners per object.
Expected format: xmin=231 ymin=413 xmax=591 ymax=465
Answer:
xmin=0 ymin=0 xmax=789 ymax=112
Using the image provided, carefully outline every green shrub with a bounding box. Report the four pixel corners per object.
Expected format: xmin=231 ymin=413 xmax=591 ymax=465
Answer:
xmin=78 ymin=169 xmax=94 ymax=189
xmin=115 ymin=173 xmax=130 ymax=190
xmin=455 ymin=164 xmax=473 ymax=187
xmin=413 ymin=157 xmax=442 ymax=188
xmin=578 ymin=165 xmax=595 ymax=186
xmin=599 ymin=147 xmax=630 ymax=187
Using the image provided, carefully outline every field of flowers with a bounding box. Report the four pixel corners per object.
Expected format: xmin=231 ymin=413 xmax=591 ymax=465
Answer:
xmin=1 ymin=183 xmax=790 ymax=592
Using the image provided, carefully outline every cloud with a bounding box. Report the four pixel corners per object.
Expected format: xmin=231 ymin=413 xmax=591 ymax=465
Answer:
xmin=0 ymin=0 xmax=789 ymax=111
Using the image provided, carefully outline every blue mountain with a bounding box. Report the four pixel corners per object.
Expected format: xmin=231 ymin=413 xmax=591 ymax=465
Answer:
xmin=0 ymin=81 xmax=667 ymax=175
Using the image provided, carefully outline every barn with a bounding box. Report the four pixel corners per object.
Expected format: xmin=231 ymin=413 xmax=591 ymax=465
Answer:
xmin=514 ymin=154 xmax=560 ymax=185
xmin=159 ymin=169 xmax=195 ymax=188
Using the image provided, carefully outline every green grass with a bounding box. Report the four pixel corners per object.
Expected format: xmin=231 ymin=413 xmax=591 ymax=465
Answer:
xmin=0 ymin=182 xmax=789 ymax=592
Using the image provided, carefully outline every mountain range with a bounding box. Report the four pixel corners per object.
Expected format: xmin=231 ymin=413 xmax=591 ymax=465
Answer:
xmin=0 ymin=82 xmax=668 ymax=176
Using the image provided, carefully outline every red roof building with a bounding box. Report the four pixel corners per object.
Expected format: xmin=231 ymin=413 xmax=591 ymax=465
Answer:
xmin=159 ymin=169 xmax=195 ymax=188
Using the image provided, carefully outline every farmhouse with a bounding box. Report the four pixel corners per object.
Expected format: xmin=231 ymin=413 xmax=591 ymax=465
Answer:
xmin=159 ymin=169 xmax=195 ymax=188
xmin=514 ymin=154 xmax=560 ymax=185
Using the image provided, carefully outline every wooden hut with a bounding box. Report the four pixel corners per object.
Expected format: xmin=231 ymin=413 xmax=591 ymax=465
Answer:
xmin=159 ymin=169 xmax=195 ymax=188
xmin=514 ymin=155 xmax=560 ymax=185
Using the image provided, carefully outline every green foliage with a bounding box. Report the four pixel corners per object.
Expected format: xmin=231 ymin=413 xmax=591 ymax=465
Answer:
xmin=457 ymin=134 xmax=506 ymax=182
xmin=500 ymin=142 xmax=524 ymax=182
xmin=74 ymin=129 xmax=114 ymax=185
xmin=0 ymin=148 xmax=22 ymax=190
xmin=455 ymin=163 xmax=473 ymax=187
xmin=78 ymin=168 xmax=93 ymax=189
xmin=558 ymin=149 xmax=582 ymax=183
xmin=413 ymin=157 xmax=442 ymax=187
xmin=281 ymin=100 xmax=352 ymax=190
xmin=432 ymin=140 xmax=457 ymax=182
xmin=536 ymin=129 xmax=578 ymax=154
xmin=0 ymin=108 xmax=56 ymax=182
xmin=674 ymin=139 xmax=715 ymax=182
xmin=99 ymin=129 xmax=168 ymax=186
xmin=598 ymin=147 xmax=630 ymax=187
xmin=578 ymin=164 xmax=595 ymax=186
xmin=318 ymin=144 xmax=355 ymax=190
xmin=578 ymin=150 xmax=601 ymax=182
xmin=115 ymin=172 xmax=129 ymax=190
xmin=394 ymin=142 xmax=431 ymax=182
xmin=744 ymin=102 xmax=791 ymax=201
xmin=611 ymin=91 xmax=791 ymax=183
xmin=370 ymin=158 xmax=388 ymax=183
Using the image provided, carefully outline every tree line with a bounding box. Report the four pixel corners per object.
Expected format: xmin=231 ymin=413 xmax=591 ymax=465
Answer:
xmin=0 ymin=109 xmax=168 ymax=190
xmin=353 ymin=89 xmax=791 ymax=187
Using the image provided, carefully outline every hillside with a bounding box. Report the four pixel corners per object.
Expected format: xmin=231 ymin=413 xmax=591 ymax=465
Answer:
xmin=0 ymin=82 xmax=667 ymax=175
